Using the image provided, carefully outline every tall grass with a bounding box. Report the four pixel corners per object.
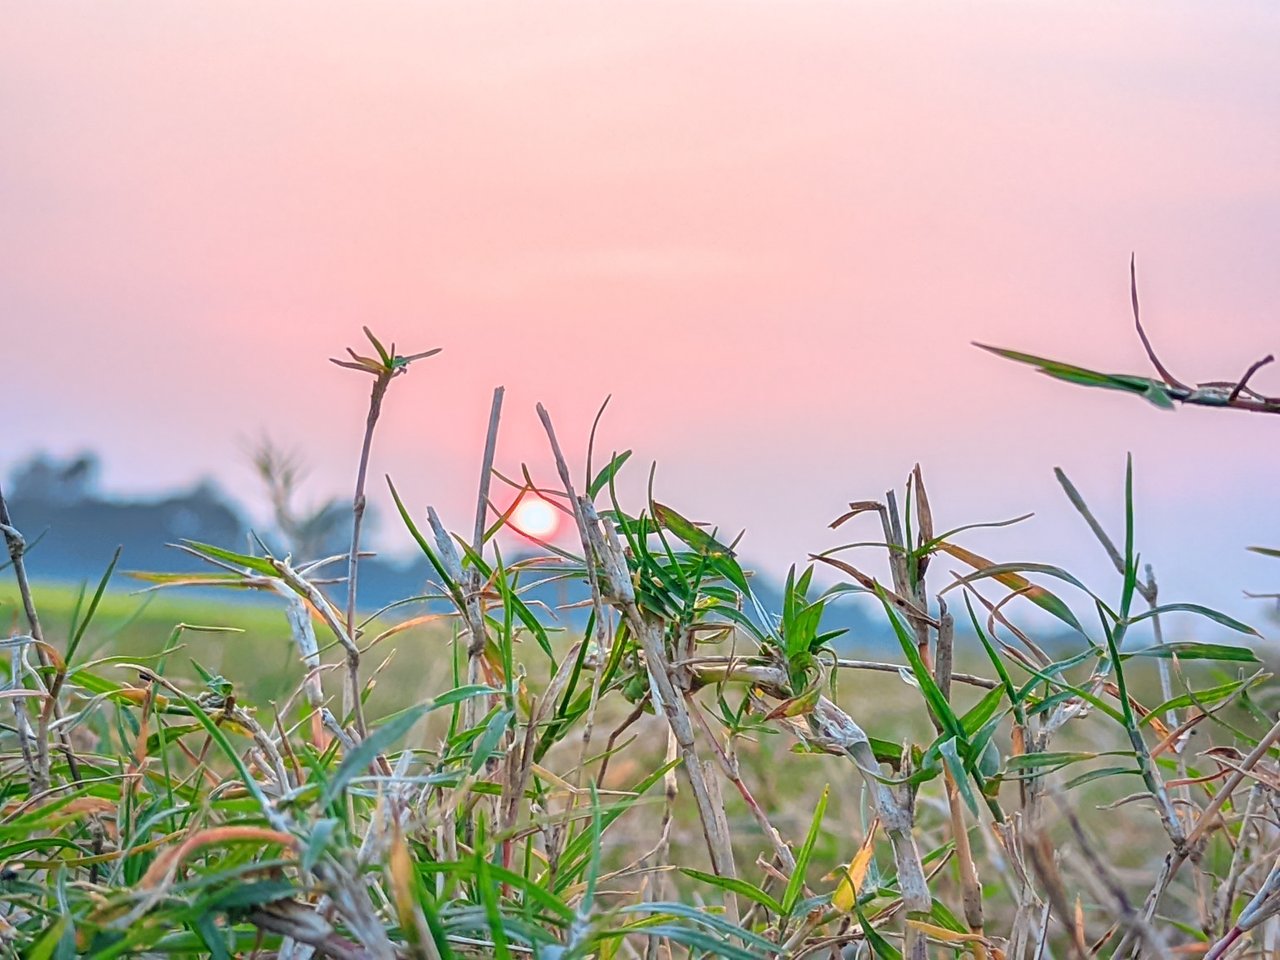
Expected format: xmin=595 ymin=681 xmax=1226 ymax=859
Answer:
xmin=2 ymin=323 xmax=1277 ymax=959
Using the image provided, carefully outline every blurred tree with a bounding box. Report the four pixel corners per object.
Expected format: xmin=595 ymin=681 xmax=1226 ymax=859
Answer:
xmin=251 ymin=438 xmax=351 ymax=561
xmin=9 ymin=451 xmax=101 ymax=504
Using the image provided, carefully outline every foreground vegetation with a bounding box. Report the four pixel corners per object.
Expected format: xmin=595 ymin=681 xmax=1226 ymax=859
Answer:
xmin=3 ymin=323 xmax=1278 ymax=959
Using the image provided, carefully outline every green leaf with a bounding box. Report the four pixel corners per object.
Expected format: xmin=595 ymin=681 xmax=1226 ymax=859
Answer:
xmin=67 ymin=547 xmax=121 ymax=664
xmin=878 ymin=587 xmax=964 ymax=740
xmin=960 ymin=686 xmax=1007 ymax=736
xmin=856 ymin=905 xmax=903 ymax=959
xmin=363 ymin=325 xmax=392 ymax=365
xmin=868 ymin=737 xmax=905 ymax=766
xmin=652 ymin=502 xmax=750 ymax=593
xmin=432 ymin=684 xmax=503 ymax=710
xmin=680 ymin=869 xmax=784 ymax=915
xmin=1126 ymin=603 xmax=1259 ymax=637
xmin=623 ymin=925 xmax=765 ymax=960
xmin=474 ymin=855 xmax=513 ymax=960
xmin=940 ymin=553 xmax=1092 ymax=635
xmin=555 ymin=759 xmax=679 ymax=890
xmin=178 ymin=540 xmax=279 ymax=578
xmin=128 ymin=571 xmax=259 ymax=589
xmin=620 ymin=902 xmax=776 ymax=954
xmin=782 ymin=783 xmax=828 ymax=915
xmin=1003 ymin=751 xmax=1132 ymax=779
xmin=652 ymin=502 xmax=732 ymax=558
xmin=974 ymin=344 xmax=1176 ymax=409
xmin=1141 ymin=678 xmax=1259 ymax=724
xmin=1006 ymin=751 xmax=1101 ymax=770
xmin=1063 ymin=766 xmax=1143 ymax=790
xmin=589 ymin=450 xmax=633 ymax=499
xmin=1101 ymin=611 xmax=1137 ymax=730
xmin=386 ymin=477 xmax=462 ymax=600
xmin=197 ymin=879 xmax=296 ymax=913
xmin=469 ymin=708 xmax=513 ymax=774
xmin=26 ymin=916 xmax=74 ymax=960
xmin=192 ymin=912 xmax=231 ymax=960
xmin=929 ymin=899 xmax=971 ymax=934
xmin=320 ymin=704 xmax=428 ymax=808
xmin=1121 ymin=642 xmax=1259 ymax=664
xmin=302 ymin=819 xmax=339 ymax=871
xmin=939 ymin=737 xmax=978 ymax=816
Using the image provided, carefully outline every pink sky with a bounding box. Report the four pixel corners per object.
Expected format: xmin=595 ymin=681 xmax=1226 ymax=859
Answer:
xmin=3 ymin=3 xmax=1279 ymax=622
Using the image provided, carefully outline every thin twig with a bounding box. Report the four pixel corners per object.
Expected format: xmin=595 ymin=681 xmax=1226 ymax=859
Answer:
xmin=1228 ymin=354 xmax=1275 ymax=403
xmin=1130 ymin=253 xmax=1187 ymax=390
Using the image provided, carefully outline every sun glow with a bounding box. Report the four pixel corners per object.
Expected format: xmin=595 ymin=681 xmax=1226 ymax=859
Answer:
xmin=511 ymin=496 xmax=560 ymax=540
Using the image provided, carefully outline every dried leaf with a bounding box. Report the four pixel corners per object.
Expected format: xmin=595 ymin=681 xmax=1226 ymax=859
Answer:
xmin=833 ymin=819 xmax=879 ymax=912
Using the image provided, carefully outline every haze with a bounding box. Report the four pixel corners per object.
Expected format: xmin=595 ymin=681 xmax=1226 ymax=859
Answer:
xmin=3 ymin=3 xmax=1278 ymax=623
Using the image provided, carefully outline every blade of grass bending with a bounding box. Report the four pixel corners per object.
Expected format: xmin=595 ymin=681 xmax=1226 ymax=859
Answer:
xmin=973 ymin=343 xmax=1176 ymax=409
xmin=1124 ymin=604 xmax=1258 ymax=637
xmin=782 ymin=784 xmax=828 ymax=915
xmin=475 ymin=854 xmax=514 ymax=960
xmin=1140 ymin=677 xmax=1259 ymax=724
xmin=387 ymin=477 xmax=462 ymax=602
xmin=178 ymin=540 xmax=279 ymax=578
xmin=621 ymin=903 xmax=776 ymax=953
xmin=938 ymin=545 xmax=1092 ymax=634
xmin=554 ymin=758 xmax=679 ymax=892
xmin=468 ymin=708 xmax=513 ymax=774
xmin=680 ymin=869 xmax=785 ymax=915
xmin=878 ymin=586 xmax=963 ymax=740
xmin=856 ymin=905 xmax=903 ymax=960
xmin=963 ymin=593 xmax=1023 ymax=722
xmin=66 ymin=547 xmax=121 ymax=664
xmin=1121 ymin=641 xmax=1259 ymax=663
xmin=320 ymin=704 xmax=428 ymax=808
xmin=589 ymin=450 xmax=632 ymax=499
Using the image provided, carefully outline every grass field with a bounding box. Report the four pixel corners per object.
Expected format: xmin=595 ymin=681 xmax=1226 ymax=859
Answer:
xmin=4 ymin=328 xmax=1279 ymax=959
xmin=5 ymin=568 xmax=1272 ymax=955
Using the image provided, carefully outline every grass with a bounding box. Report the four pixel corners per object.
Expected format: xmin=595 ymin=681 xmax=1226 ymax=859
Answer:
xmin=2 ymin=325 xmax=1278 ymax=959
xmin=0 ymin=581 xmax=455 ymax=715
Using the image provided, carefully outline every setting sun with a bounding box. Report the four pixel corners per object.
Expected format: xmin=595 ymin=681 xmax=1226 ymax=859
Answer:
xmin=511 ymin=495 xmax=561 ymax=540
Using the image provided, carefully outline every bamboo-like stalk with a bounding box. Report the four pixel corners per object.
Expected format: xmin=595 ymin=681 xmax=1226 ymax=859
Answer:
xmin=272 ymin=555 xmax=367 ymax=740
xmin=466 ymin=387 xmax=504 ymax=730
xmin=536 ymin=404 xmax=740 ymax=903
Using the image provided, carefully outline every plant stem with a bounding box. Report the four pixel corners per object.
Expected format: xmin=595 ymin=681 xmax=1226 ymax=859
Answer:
xmin=0 ymin=483 xmax=83 ymax=791
xmin=467 ymin=387 xmax=504 ymax=730
xmin=346 ymin=374 xmax=392 ymax=646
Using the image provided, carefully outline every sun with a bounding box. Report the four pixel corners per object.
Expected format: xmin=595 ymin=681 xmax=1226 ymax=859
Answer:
xmin=511 ymin=495 xmax=561 ymax=540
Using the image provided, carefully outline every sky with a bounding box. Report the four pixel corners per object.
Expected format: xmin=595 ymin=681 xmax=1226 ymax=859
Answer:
xmin=3 ymin=2 xmax=1279 ymax=629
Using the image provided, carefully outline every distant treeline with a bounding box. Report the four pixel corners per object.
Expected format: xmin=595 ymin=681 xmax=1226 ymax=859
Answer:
xmin=3 ymin=450 xmax=885 ymax=641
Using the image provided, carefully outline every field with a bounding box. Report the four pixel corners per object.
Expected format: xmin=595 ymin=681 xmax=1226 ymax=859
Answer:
xmin=3 ymin=328 xmax=1279 ymax=960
